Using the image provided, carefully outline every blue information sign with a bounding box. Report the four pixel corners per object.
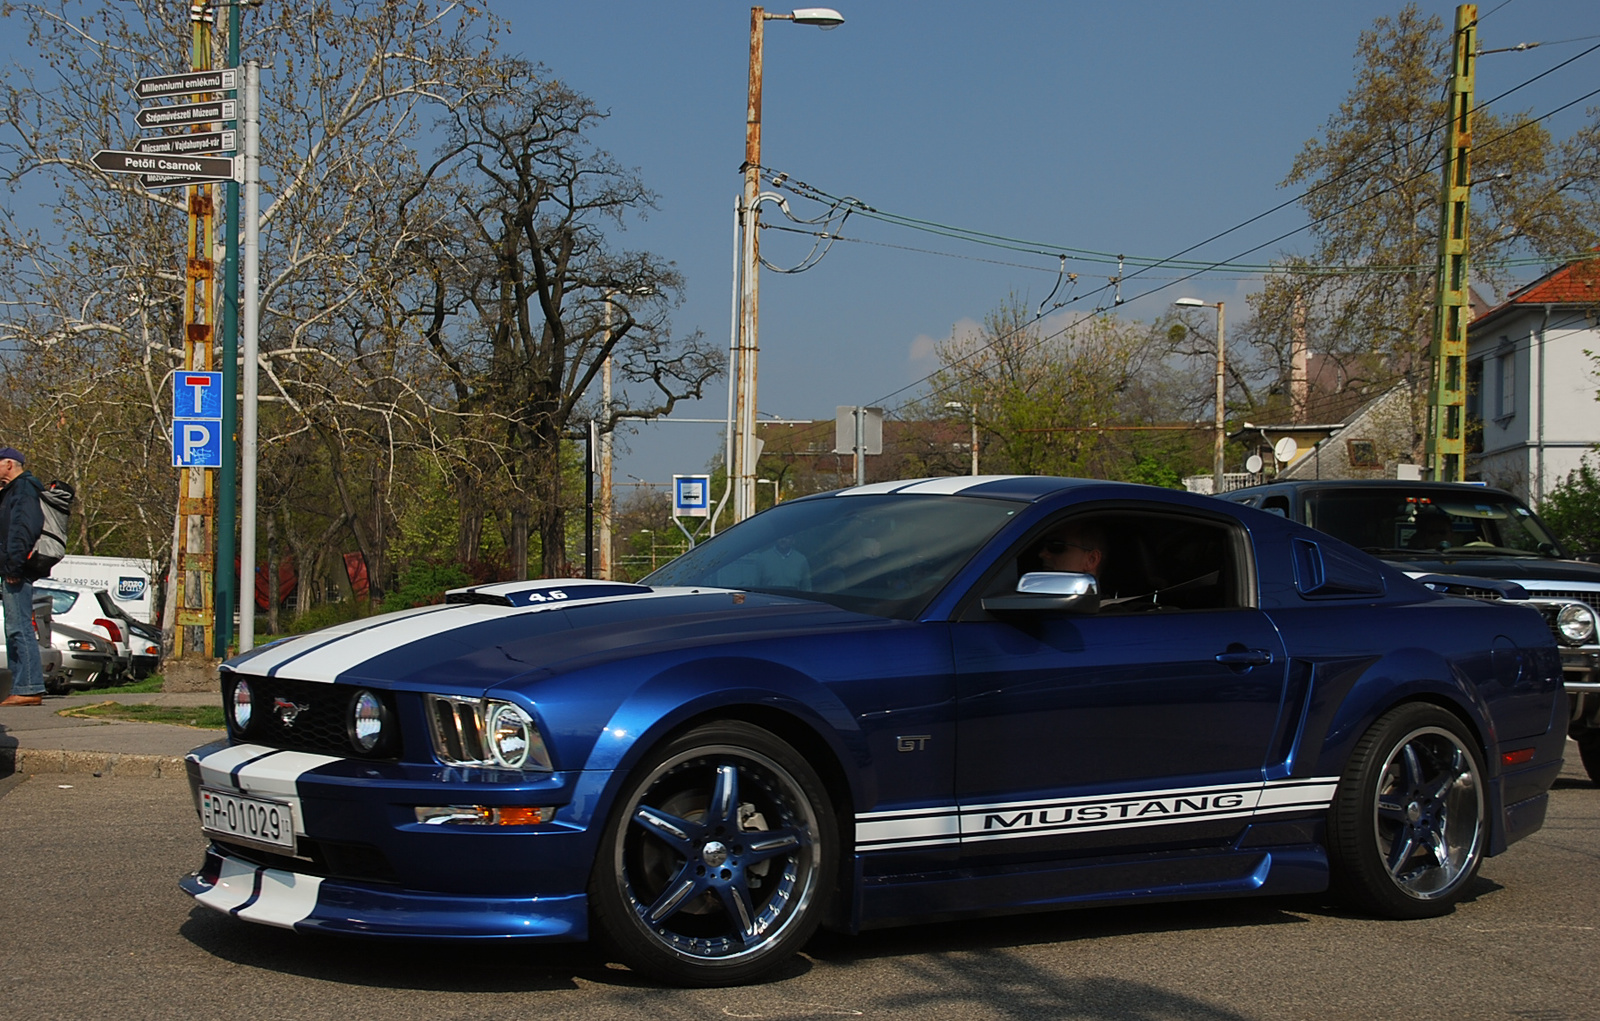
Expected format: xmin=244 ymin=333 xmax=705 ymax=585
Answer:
xmin=673 ymin=475 xmax=711 ymax=518
xmin=171 ymin=420 xmax=223 ymax=468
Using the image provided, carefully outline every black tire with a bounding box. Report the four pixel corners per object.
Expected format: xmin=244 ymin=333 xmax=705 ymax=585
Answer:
xmin=1576 ymin=731 xmax=1600 ymax=785
xmin=589 ymin=721 xmax=837 ymax=987
xmin=1328 ymin=702 xmax=1487 ymax=919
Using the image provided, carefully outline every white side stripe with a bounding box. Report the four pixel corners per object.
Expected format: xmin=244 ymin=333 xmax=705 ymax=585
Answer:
xmin=855 ymin=777 xmax=1340 ymax=851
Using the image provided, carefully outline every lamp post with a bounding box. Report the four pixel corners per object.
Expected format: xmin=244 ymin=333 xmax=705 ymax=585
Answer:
xmin=638 ymin=529 xmax=658 ymax=572
xmin=735 ymin=6 xmax=844 ymax=524
xmin=1174 ymin=298 xmax=1226 ymax=494
xmin=944 ymin=401 xmax=979 ymax=475
xmin=757 ymin=476 xmax=782 ymax=507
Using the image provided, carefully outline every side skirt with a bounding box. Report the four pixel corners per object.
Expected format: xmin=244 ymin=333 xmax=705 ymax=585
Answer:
xmin=854 ymin=844 xmax=1329 ymax=930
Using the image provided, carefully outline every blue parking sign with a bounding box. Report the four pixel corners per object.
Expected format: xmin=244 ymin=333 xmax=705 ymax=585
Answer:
xmin=173 ymin=371 xmax=223 ymax=420
xmin=172 ymin=420 xmax=223 ymax=467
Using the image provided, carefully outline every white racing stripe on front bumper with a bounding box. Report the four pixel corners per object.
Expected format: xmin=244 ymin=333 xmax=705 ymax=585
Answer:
xmin=236 ymin=869 xmax=324 ymax=929
xmin=193 ymin=744 xmax=341 ymax=837
xmin=194 ymin=856 xmax=259 ymax=914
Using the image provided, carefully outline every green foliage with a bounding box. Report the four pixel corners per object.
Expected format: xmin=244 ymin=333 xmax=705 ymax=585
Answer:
xmin=1539 ymin=456 xmax=1600 ymax=555
xmin=287 ymin=599 xmax=368 ymax=635
xmin=1118 ymin=454 xmax=1188 ymax=490
xmin=380 ymin=562 xmax=473 ymax=613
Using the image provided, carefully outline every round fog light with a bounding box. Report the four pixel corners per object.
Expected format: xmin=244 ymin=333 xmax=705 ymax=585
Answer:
xmin=1558 ymin=603 xmax=1596 ymax=646
xmin=230 ymin=678 xmax=253 ymax=732
xmin=349 ymin=690 xmax=387 ymax=752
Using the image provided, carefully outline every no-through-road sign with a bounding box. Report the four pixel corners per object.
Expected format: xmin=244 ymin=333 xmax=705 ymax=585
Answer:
xmin=91 ymin=149 xmax=237 ymax=181
xmin=173 ymin=371 xmax=223 ymax=421
xmin=134 ymin=67 xmax=237 ymax=101
xmin=134 ymin=98 xmax=236 ymax=130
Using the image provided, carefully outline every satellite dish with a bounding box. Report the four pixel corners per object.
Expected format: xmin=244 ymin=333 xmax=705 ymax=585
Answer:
xmin=1245 ymin=454 xmax=1264 ymax=474
xmin=1274 ymin=437 xmax=1299 ymax=463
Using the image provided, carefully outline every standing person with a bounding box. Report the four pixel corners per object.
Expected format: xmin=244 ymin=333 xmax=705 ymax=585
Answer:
xmin=0 ymin=446 xmax=46 ymax=706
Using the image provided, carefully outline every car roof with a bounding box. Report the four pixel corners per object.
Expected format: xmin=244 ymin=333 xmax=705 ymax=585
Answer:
xmin=1229 ymin=479 xmax=1520 ymax=499
xmin=792 ymin=475 xmax=1153 ymax=503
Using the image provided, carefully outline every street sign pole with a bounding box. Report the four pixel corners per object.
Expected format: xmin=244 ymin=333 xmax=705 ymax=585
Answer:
xmin=237 ymin=59 xmax=261 ymax=654
xmin=216 ymin=1 xmax=241 ymax=658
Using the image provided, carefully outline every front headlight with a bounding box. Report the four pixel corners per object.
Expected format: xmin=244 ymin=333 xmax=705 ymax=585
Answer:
xmin=230 ymin=677 xmax=253 ymax=732
xmin=1557 ymin=603 xmax=1596 ymax=646
xmin=426 ymin=695 xmax=553 ymax=770
xmin=488 ymin=702 xmax=534 ymax=768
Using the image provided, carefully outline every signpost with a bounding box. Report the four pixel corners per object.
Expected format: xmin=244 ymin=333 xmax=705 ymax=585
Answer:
xmin=136 ymin=130 xmax=236 ymax=156
xmin=171 ymin=372 xmax=223 ymax=468
xmin=135 ymin=98 xmax=236 ymax=130
xmin=134 ymin=67 xmax=238 ymax=100
xmin=91 ymin=149 xmax=237 ymax=181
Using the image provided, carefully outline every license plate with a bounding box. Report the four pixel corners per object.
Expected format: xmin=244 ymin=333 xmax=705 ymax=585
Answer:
xmin=200 ymin=786 xmax=295 ymax=852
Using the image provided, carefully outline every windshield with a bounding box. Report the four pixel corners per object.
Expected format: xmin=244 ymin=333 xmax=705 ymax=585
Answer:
xmin=644 ymin=494 xmax=1021 ymax=619
xmin=1304 ymin=488 xmax=1563 ymax=556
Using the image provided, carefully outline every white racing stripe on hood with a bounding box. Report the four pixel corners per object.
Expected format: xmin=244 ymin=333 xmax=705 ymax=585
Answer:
xmin=235 ymin=869 xmax=324 ymax=928
xmin=237 ymin=603 xmax=451 ymax=677
xmin=896 ymin=476 xmax=1025 ymax=495
xmin=257 ymin=601 xmax=533 ymax=683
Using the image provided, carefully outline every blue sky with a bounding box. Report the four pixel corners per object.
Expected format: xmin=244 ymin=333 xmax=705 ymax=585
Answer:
xmin=503 ymin=0 xmax=1598 ymax=486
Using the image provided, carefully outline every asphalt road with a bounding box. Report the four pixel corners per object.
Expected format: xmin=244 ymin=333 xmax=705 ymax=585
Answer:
xmin=2 ymin=753 xmax=1598 ymax=1021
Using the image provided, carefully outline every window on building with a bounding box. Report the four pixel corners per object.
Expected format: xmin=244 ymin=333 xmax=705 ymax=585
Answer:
xmin=1346 ymin=439 xmax=1380 ymax=468
xmin=1465 ymin=358 xmax=1483 ymax=453
xmin=1496 ymin=346 xmax=1516 ymax=420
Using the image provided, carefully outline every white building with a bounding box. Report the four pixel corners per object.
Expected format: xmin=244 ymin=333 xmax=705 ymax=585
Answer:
xmin=1467 ymin=257 xmax=1600 ymax=503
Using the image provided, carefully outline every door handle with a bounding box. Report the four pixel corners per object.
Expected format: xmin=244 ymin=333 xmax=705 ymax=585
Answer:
xmin=1215 ymin=648 xmax=1275 ymax=666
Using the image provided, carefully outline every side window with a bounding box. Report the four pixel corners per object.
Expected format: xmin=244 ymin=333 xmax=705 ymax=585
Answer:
xmin=991 ymin=510 xmax=1251 ymax=613
xmin=1262 ymin=496 xmax=1290 ymax=518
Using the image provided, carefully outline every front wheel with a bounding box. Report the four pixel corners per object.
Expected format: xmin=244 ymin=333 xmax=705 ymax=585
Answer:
xmin=1328 ymin=703 xmax=1487 ymax=919
xmin=589 ymin=721 xmax=837 ymax=987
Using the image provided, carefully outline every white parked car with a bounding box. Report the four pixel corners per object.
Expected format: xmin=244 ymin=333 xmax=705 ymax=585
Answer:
xmin=35 ymin=582 xmax=134 ymax=682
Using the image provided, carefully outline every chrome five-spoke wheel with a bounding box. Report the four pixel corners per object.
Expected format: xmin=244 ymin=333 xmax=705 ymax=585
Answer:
xmin=1331 ymin=703 xmax=1486 ymax=918
xmin=591 ymin=722 xmax=836 ymax=986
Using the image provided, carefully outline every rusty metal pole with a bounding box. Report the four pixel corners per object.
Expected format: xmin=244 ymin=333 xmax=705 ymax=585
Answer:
xmin=1426 ymin=4 xmax=1476 ymax=483
xmin=174 ymin=2 xmax=218 ymax=659
xmin=735 ymin=6 xmax=765 ymax=524
xmin=600 ymin=304 xmax=614 ymax=580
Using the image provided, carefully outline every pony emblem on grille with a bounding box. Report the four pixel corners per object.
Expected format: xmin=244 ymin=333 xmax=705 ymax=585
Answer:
xmin=274 ymin=697 xmax=310 ymax=727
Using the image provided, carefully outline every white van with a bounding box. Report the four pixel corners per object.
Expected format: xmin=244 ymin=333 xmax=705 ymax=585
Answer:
xmin=46 ymin=555 xmax=157 ymax=624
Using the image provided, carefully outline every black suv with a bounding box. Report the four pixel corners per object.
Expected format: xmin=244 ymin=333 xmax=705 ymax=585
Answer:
xmin=1224 ymin=480 xmax=1600 ymax=780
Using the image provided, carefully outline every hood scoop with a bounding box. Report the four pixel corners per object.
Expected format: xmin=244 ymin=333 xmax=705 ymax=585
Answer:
xmin=445 ymin=580 xmax=653 ymax=608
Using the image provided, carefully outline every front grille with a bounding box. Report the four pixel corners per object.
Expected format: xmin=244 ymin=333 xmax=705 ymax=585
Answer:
xmin=226 ymin=675 xmax=401 ymax=759
xmin=215 ymin=837 xmax=400 ymax=884
xmin=1526 ymin=590 xmax=1600 ymax=614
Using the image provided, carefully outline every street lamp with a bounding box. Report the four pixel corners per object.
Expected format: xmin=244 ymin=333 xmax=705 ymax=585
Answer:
xmin=1173 ymin=297 xmax=1226 ymax=494
xmin=944 ymin=401 xmax=979 ymax=476
xmin=638 ymin=529 xmax=659 ymax=572
xmin=757 ymin=476 xmax=782 ymax=506
xmin=734 ymin=6 xmax=844 ymax=524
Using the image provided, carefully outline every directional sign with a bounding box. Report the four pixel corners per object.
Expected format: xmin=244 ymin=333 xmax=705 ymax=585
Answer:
xmin=135 ymin=130 xmax=235 ymax=156
xmin=673 ymin=475 xmax=711 ymax=518
xmin=173 ymin=371 xmax=223 ymax=421
xmin=139 ymin=173 xmax=229 ymax=191
xmin=135 ymin=98 xmax=236 ymax=130
xmin=171 ymin=420 xmax=223 ymax=468
xmin=92 ymin=149 xmax=237 ymax=181
xmin=134 ymin=67 xmax=238 ymax=101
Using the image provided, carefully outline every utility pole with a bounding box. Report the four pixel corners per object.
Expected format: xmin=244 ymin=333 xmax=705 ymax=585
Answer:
xmin=1426 ymin=3 xmax=1475 ymax=483
xmin=735 ymin=7 xmax=765 ymax=524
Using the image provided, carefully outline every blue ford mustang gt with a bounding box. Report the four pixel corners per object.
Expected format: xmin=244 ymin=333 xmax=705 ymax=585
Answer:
xmin=183 ymin=477 xmax=1565 ymax=985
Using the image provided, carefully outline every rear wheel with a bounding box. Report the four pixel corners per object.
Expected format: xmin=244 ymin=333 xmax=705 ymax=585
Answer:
xmin=1328 ymin=703 xmax=1486 ymax=919
xmin=589 ymin=721 xmax=837 ymax=987
xmin=1575 ymin=731 xmax=1600 ymax=785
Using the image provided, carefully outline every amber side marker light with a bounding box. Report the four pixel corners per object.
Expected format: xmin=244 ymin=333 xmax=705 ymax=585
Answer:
xmin=414 ymin=805 xmax=550 ymax=826
xmin=1502 ymin=748 xmax=1536 ymax=766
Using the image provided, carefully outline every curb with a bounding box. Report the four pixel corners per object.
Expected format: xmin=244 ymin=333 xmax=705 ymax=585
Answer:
xmin=1 ymin=747 xmax=187 ymax=779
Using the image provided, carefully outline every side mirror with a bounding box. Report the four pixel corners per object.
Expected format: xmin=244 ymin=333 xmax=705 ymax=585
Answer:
xmin=982 ymin=572 xmax=1100 ymax=615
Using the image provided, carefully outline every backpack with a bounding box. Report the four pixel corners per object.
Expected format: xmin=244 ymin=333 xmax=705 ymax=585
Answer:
xmin=24 ymin=480 xmax=74 ymax=580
